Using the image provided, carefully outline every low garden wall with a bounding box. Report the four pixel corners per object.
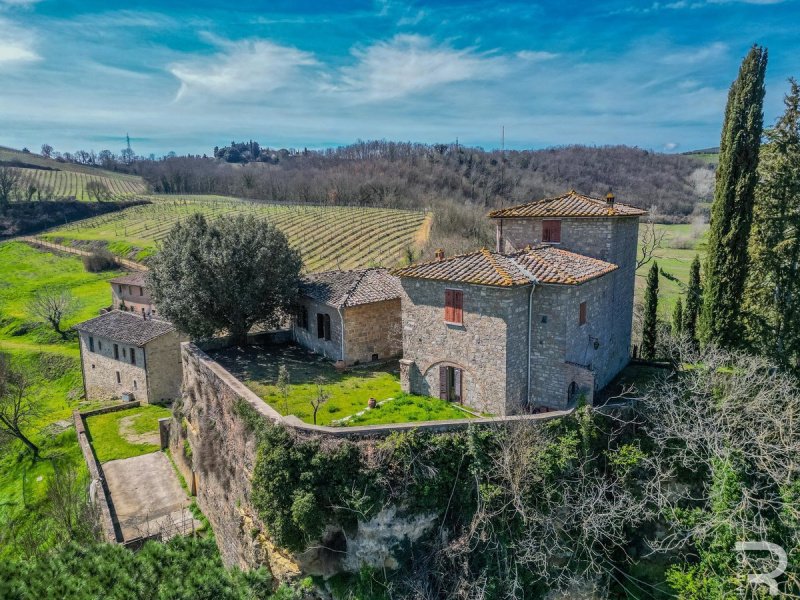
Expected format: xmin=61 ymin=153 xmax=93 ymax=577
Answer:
xmin=73 ymin=402 xmax=143 ymax=544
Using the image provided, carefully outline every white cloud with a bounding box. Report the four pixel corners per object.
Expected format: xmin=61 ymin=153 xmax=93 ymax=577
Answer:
xmin=169 ymin=38 xmax=317 ymax=100
xmin=660 ymin=41 xmax=728 ymax=65
xmin=338 ymin=34 xmax=505 ymax=102
xmin=516 ymin=50 xmax=558 ymax=62
xmin=0 ymin=18 xmax=39 ymax=66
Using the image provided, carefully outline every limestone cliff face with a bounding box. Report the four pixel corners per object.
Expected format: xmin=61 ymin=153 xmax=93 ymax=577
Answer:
xmin=174 ymin=343 xmax=437 ymax=582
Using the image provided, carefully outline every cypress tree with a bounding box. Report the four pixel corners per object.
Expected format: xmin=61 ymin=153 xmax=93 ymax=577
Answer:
xmin=745 ymin=78 xmax=800 ymax=369
xmin=682 ymin=254 xmax=702 ymax=342
xmin=642 ymin=261 xmax=659 ymax=360
xmin=672 ymin=297 xmax=684 ymax=336
xmin=700 ymin=45 xmax=768 ymax=348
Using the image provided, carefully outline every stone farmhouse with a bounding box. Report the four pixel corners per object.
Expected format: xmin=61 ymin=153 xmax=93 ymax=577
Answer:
xmin=395 ymin=190 xmax=645 ymax=414
xmin=75 ymin=310 xmax=183 ymax=404
xmin=109 ymin=272 xmax=158 ymax=318
xmin=74 ymin=189 xmax=643 ymax=416
xmin=292 ymin=268 xmax=402 ymax=366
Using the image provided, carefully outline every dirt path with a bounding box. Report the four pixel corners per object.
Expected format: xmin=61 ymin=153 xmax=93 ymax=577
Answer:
xmin=18 ymin=236 xmax=147 ymax=271
xmin=118 ymin=414 xmax=160 ymax=446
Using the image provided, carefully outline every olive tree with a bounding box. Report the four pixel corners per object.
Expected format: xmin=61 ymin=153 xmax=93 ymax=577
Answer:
xmin=147 ymin=213 xmax=302 ymax=345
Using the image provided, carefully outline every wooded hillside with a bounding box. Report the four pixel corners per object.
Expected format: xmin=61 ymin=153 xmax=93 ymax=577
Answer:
xmin=136 ymin=141 xmax=713 ymax=221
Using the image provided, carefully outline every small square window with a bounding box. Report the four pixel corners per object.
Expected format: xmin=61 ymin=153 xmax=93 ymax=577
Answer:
xmin=540 ymin=315 xmax=548 ymax=324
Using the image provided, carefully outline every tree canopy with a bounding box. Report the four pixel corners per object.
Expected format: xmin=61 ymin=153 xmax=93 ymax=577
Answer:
xmin=745 ymin=78 xmax=800 ymax=370
xmin=147 ymin=213 xmax=302 ymax=344
xmin=701 ymin=45 xmax=767 ymax=348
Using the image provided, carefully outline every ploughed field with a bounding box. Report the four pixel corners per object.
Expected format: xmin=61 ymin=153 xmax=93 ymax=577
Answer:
xmin=41 ymin=195 xmax=430 ymax=270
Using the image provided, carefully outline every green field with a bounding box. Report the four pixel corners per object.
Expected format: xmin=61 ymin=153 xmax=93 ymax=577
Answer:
xmin=41 ymin=195 xmax=430 ymax=270
xmin=0 ymin=241 xmax=122 ymax=559
xmin=85 ymin=404 xmax=172 ymax=463
xmin=1 ymin=146 xmax=148 ymax=201
xmin=635 ymin=222 xmax=707 ymax=318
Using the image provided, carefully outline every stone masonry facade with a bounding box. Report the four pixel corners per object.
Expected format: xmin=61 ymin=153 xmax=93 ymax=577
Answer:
xmin=399 ymin=279 xmax=531 ymax=415
xmin=293 ymin=297 xmax=345 ymax=362
xmin=293 ymin=297 xmax=402 ymax=366
xmin=78 ymin=329 xmax=183 ymax=404
xmin=111 ymin=280 xmax=157 ymax=317
xmin=496 ymin=215 xmax=638 ymax=390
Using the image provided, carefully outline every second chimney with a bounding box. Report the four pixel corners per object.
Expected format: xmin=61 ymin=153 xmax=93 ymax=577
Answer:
xmin=435 ymin=248 xmax=445 ymax=261
xmin=606 ymin=192 xmax=615 ymax=208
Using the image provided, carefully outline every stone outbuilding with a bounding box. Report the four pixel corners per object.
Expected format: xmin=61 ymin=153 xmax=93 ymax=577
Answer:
xmin=75 ymin=310 xmax=183 ymax=404
xmin=109 ymin=272 xmax=158 ymax=318
xmin=395 ymin=190 xmax=645 ymax=415
xmin=292 ymin=268 xmax=403 ymax=366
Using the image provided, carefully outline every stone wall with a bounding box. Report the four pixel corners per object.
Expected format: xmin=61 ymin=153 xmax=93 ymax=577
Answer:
xmin=342 ymin=299 xmax=402 ymax=365
xmin=399 ymin=278 xmax=530 ymax=415
xmin=79 ymin=330 xmax=150 ymax=402
xmin=292 ymin=297 xmax=343 ymax=362
xmin=496 ymin=215 xmax=639 ymax=398
xmin=79 ymin=329 xmax=182 ymax=404
xmin=144 ymin=330 xmax=184 ymax=404
xmin=176 ymin=342 xmax=572 ymax=576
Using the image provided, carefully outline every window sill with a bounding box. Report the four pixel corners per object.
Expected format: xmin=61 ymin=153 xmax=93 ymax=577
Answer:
xmin=444 ymin=321 xmax=464 ymax=327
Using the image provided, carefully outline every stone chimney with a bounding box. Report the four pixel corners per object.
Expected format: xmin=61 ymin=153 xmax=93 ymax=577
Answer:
xmin=435 ymin=248 xmax=445 ymax=261
xmin=606 ymin=192 xmax=615 ymax=208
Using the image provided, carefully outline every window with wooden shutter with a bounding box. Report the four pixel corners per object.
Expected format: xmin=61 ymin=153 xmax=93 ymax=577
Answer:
xmin=439 ymin=366 xmax=448 ymax=400
xmin=542 ymin=220 xmax=561 ymax=243
xmin=579 ymin=301 xmax=587 ymax=325
xmin=324 ymin=314 xmax=332 ymax=341
xmin=445 ymin=289 xmax=463 ymax=324
xmin=317 ymin=314 xmax=325 ymax=339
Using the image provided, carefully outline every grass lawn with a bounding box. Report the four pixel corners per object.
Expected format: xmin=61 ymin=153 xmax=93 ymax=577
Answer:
xmin=342 ymin=393 xmax=476 ymax=426
xmin=85 ymin=405 xmax=172 ymax=463
xmin=211 ymin=344 xmax=403 ymax=425
xmin=0 ymin=241 xmax=123 ymax=559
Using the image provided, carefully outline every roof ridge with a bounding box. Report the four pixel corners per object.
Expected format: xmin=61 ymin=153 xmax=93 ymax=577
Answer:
xmin=480 ymin=247 xmax=515 ymax=286
xmin=338 ymin=269 xmax=371 ymax=307
xmin=395 ymin=248 xmax=487 ymax=273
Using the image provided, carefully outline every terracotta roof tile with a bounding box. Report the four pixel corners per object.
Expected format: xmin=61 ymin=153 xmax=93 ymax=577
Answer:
xmin=301 ymin=268 xmax=402 ymax=308
xmin=488 ymin=190 xmax=647 ymax=219
xmin=73 ymin=310 xmax=174 ymax=346
xmin=393 ymin=245 xmax=617 ymax=287
xmin=109 ymin=272 xmax=147 ymax=286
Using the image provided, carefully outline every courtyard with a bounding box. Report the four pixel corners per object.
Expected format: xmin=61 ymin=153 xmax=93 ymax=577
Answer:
xmin=83 ymin=405 xmax=200 ymax=542
xmin=209 ymin=343 xmax=475 ymax=426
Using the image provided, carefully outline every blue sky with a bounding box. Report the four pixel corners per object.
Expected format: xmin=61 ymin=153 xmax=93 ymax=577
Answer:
xmin=0 ymin=0 xmax=797 ymax=156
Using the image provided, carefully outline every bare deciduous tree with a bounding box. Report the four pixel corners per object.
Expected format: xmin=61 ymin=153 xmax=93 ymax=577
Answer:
xmin=310 ymin=377 xmax=330 ymax=425
xmin=27 ymin=286 xmax=77 ymax=339
xmin=46 ymin=459 xmax=101 ymax=543
xmin=85 ymin=180 xmax=110 ymax=202
xmin=636 ymin=219 xmax=666 ymax=269
xmin=0 ymin=166 xmax=20 ymax=208
xmin=0 ymin=354 xmax=42 ymax=460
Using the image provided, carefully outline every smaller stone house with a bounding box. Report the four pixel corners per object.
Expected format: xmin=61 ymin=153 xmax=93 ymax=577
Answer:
xmin=293 ymin=268 xmax=403 ymax=365
xmin=75 ymin=310 xmax=183 ymax=404
xmin=109 ymin=272 xmax=158 ymax=318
